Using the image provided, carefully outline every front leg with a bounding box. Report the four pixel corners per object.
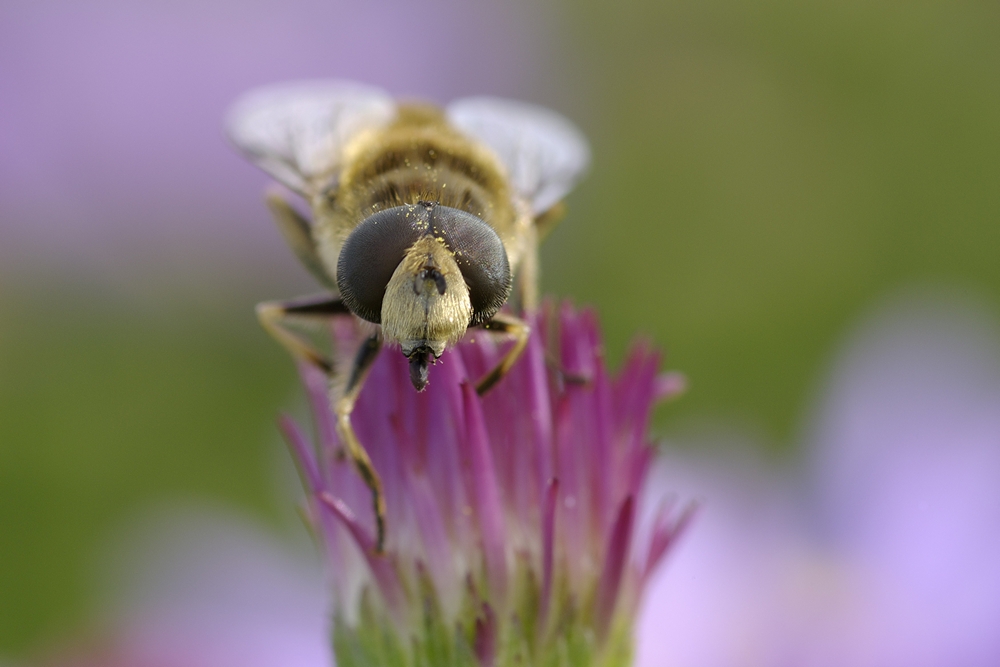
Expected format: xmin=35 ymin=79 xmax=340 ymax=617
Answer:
xmin=475 ymin=312 xmax=531 ymax=395
xmin=334 ymin=334 xmax=388 ymax=553
xmin=257 ymin=295 xmax=388 ymax=554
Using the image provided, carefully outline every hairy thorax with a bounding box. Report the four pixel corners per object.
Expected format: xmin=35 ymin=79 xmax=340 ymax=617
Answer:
xmin=311 ymin=104 xmax=525 ymax=282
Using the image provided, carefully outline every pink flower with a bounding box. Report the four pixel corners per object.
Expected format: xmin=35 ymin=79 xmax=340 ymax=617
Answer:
xmin=282 ymin=303 xmax=690 ymax=667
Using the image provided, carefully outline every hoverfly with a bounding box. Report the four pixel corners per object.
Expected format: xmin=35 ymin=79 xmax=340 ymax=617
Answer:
xmin=226 ymin=80 xmax=589 ymax=551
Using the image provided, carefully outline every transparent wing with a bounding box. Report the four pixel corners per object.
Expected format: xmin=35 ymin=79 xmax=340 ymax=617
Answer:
xmin=447 ymin=97 xmax=590 ymax=215
xmin=225 ymin=80 xmax=396 ymax=194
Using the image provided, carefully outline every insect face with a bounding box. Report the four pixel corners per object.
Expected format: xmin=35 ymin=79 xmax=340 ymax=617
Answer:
xmin=336 ymin=201 xmax=511 ymax=389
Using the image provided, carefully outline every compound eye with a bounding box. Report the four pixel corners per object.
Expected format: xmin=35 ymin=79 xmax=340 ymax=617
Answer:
xmin=429 ymin=206 xmax=512 ymax=326
xmin=337 ymin=205 xmax=425 ymax=323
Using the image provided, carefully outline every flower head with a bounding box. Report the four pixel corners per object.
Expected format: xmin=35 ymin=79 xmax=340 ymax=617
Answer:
xmin=281 ymin=303 xmax=690 ymax=667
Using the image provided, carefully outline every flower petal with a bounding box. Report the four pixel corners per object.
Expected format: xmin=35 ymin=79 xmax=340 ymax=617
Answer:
xmin=461 ymin=381 xmax=508 ymax=599
xmin=595 ymin=495 xmax=635 ymax=640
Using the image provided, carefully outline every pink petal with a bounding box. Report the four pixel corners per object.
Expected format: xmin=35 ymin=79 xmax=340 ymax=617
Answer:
xmin=540 ymin=477 xmax=559 ymax=628
xmin=278 ymin=414 xmax=323 ymax=495
xmin=461 ymin=382 xmax=508 ymax=599
xmin=473 ymin=602 xmax=497 ymax=667
xmin=318 ymin=492 xmax=406 ymax=621
xmin=594 ymin=495 xmax=635 ymax=640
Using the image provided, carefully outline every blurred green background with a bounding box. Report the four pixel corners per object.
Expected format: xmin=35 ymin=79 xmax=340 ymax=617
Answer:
xmin=3 ymin=0 xmax=1000 ymax=656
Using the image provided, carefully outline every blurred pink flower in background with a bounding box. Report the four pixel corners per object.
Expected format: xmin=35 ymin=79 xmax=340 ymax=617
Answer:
xmin=48 ymin=507 xmax=331 ymax=667
xmin=637 ymin=294 xmax=1000 ymax=667
xmin=47 ymin=294 xmax=1000 ymax=666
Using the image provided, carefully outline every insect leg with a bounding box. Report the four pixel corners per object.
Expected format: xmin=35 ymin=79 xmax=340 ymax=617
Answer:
xmin=257 ymin=295 xmax=389 ymax=553
xmin=475 ymin=312 xmax=531 ymax=395
xmin=256 ymin=294 xmax=350 ymax=374
xmin=333 ymin=334 xmax=388 ymax=553
xmin=265 ymin=187 xmax=337 ymax=290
